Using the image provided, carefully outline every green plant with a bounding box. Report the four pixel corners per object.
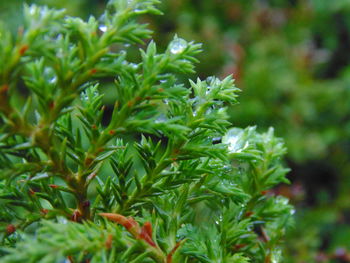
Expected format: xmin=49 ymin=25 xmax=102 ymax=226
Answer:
xmin=135 ymin=1 xmax=350 ymax=260
xmin=0 ymin=1 xmax=293 ymax=262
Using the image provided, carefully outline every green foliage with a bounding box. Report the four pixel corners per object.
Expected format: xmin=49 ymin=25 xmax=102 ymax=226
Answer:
xmin=143 ymin=0 xmax=350 ymax=163
xmin=127 ymin=0 xmax=350 ymax=260
xmin=0 ymin=1 xmax=293 ymax=262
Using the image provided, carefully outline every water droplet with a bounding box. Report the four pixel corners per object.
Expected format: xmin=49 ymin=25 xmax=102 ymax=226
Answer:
xmin=81 ymin=93 xmax=89 ymax=101
xmin=212 ymin=137 xmax=222 ymax=144
xmin=275 ymin=196 xmax=289 ymax=205
xmin=223 ymin=128 xmax=251 ymax=153
xmin=40 ymin=8 xmax=46 ymax=16
xmin=206 ymin=86 xmax=212 ymax=95
xmin=223 ymin=165 xmax=232 ymax=174
xmin=58 ymin=217 xmax=68 ymax=225
xmin=34 ymin=110 xmax=41 ymax=123
xmin=31 ymin=172 xmax=49 ymax=180
xmin=29 ymin=6 xmax=36 ymax=15
xmin=99 ymin=25 xmax=107 ymax=32
xmin=155 ymin=114 xmax=167 ymax=123
xmin=205 ymin=107 xmax=213 ymax=115
xmin=50 ymin=76 xmax=57 ymax=84
xmin=55 ymin=34 xmax=63 ymax=41
xmin=206 ymin=76 xmax=215 ymax=83
xmin=271 ymin=249 xmax=282 ymax=263
xmin=57 ymin=48 xmax=64 ymax=58
xmin=169 ymin=38 xmax=187 ymax=54
xmin=228 ymin=134 xmax=241 ymax=149
xmin=129 ymin=63 xmax=138 ymax=70
xmin=290 ymin=209 xmax=295 ymax=215
xmin=127 ymin=0 xmax=134 ymax=6
xmin=99 ymin=13 xmax=106 ymax=22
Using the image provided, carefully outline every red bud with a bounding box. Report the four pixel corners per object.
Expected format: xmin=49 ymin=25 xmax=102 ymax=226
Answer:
xmin=19 ymin=44 xmax=29 ymax=55
xmin=143 ymin=222 xmax=152 ymax=237
xmin=127 ymin=100 xmax=134 ymax=107
xmin=99 ymin=213 xmax=138 ymax=231
xmin=40 ymin=209 xmax=49 ymax=215
xmin=233 ymin=243 xmax=247 ymax=250
xmin=49 ymin=101 xmax=55 ymax=110
xmin=84 ymin=157 xmax=93 ymax=166
xmin=6 ymin=224 xmax=16 ymax=234
xmin=0 ymin=84 xmax=9 ymax=93
xmin=71 ymin=210 xmax=81 ymax=222
xmin=105 ymin=234 xmax=113 ymax=250
xmin=89 ymin=68 xmax=97 ymax=75
xmin=245 ymin=211 xmax=253 ymax=217
xmin=167 ymin=240 xmax=185 ymax=263
xmin=140 ymin=223 xmax=156 ymax=247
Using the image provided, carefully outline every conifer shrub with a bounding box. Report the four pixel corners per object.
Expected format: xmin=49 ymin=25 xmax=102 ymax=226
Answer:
xmin=0 ymin=1 xmax=293 ymax=262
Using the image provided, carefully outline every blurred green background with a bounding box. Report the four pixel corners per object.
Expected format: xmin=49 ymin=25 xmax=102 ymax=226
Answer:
xmin=1 ymin=0 xmax=350 ymax=262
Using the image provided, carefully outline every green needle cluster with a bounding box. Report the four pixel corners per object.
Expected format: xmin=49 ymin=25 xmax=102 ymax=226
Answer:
xmin=0 ymin=1 xmax=293 ymax=262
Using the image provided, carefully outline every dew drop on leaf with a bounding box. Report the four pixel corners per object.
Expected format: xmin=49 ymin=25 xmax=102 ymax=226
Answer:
xmin=99 ymin=25 xmax=107 ymax=32
xmin=169 ymin=38 xmax=187 ymax=54
xmin=29 ymin=6 xmax=36 ymax=15
xmin=155 ymin=114 xmax=167 ymax=123
xmin=129 ymin=63 xmax=138 ymax=70
xmin=50 ymin=76 xmax=57 ymax=84
xmin=81 ymin=93 xmax=88 ymax=101
xmin=223 ymin=128 xmax=249 ymax=153
xmin=271 ymin=249 xmax=282 ymax=263
xmin=212 ymin=137 xmax=222 ymax=144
